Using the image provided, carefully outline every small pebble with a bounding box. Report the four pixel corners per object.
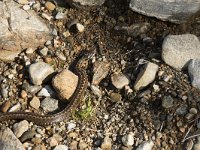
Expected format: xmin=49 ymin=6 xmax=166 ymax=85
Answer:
xmin=67 ymin=123 xmax=76 ymax=131
xmin=30 ymin=96 xmax=40 ymax=109
xmin=41 ymin=98 xmax=58 ymax=112
xmin=23 ymin=5 xmax=30 ymax=10
xmin=0 ymin=100 xmax=10 ymax=113
xmin=45 ymin=1 xmax=56 ymax=11
xmin=21 ymin=90 xmax=27 ymax=99
xmin=76 ymin=23 xmax=85 ymax=32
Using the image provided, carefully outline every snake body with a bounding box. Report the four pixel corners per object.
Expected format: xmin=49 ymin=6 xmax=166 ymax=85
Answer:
xmin=0 ymin=52 xmax=89 ymax=126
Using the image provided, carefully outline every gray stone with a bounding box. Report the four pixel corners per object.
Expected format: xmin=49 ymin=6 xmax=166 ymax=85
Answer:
xmin=176 ymin=105 xmax=187 ymax=116
xmin=129 ymin=0 xmax=200 ymax=24
xmin=13 ymin=120 xmax=29 ymax=138
xmin=53 ymin=145 xmax=69 ymax=150
xmin=65 ymin=0 xmax=105 ymax=7
xmin=29 ymin=62 xmax=54 ymax=85
xmin=0 ymin=127 xmax=25 ymax=150
xmin=134 ymin=62 xmax=159 ymax=91
xmin=41 ymin=97 xmax=58 ymax=112
xmin=188 ymin=59 xmax=200 ymax=89
xmin=0 ymin=0 xmax=52 ymax=62
xmin=162 ymin=95 xmax=174 ymax=109
xmin=136 ymin=140 xmax=154 ymax=150
xmin=162 ymin=34 xmax=200 ymax=70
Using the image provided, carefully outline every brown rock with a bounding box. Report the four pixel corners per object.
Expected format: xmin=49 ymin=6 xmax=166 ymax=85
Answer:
xmin=45 ymin=2 xmax=56 ymax=11
xmin=0 ymin=100 xmax=11 ymax=113
xmin=52 ymin=70 xmax=78 ymax=101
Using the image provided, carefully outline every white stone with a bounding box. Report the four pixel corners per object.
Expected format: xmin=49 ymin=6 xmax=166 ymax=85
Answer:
xmin=54 ymin=145 xmax=68 ymax=150
xmin=67 ymin=123 xmax=76 ymax=131
xmin=122 ymin=132 xmax=134 ymax=146
xmin=136 ymin=140 xmax=154 ymax=150
xmin=111 ymin=73 xmax=130 ymax=89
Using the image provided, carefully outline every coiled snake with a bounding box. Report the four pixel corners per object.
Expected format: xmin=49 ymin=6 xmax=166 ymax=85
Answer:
xmin=0 ymin=51 xmax=92 ymax=126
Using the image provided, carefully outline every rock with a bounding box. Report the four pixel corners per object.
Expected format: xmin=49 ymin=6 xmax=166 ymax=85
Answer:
xmin=101 ymin=136 xmax=112 ymax=150
xmin=194 ymin=142 xmax=200 ymax=150
xmin=110 ymin=92 xmax=122 ymax=102
xmin=37 ymin=85 xmax=56 ymax=97
xmin=20 ymin=130 xmax=36 ymax=142
xmin=22 ymin=5 xmax=30 ymax=10
xmin=129 ymin=0 xmax=200 ymax=24
xmin=27 ymin=85 xmax=42 ymax=95
xmin=190 ymin=108 xmax=198 ymax=114
xmin=67 ymin=122 xmax=76 ymax=131
xmin=136 ymin=140 xmax=154 ymax=150
xmin=13 ymin=120 xmax=29 ymax=138
xmin=41 ymin=98 xmax=58 ymax=112
xmin=26 ymin=48 xmax=34 ymax=54
xmin=52 ymin=70 xmax=78 ymax=101
xmin=114 ymin=23 xmax=150 ymax=37
xmin=0 ymin=127 xmax=25 ymax=150
xmin=30 ymin=96 xmax=40 ymax=109
xmin=134 ymin=62 xmax=159 ymax=91
xmin=90 ymin=85 xmax=102 ymax=98
xmin=8 ymin=102 xmax=21 ymax=112
xmin=15 ymin=0 xmax=29 ymax=5
xmin=46 ymin=137 xmax=58 ymax=147
xmin=20 ymin=90 xmax=27 ymax=99
xmin=55 ymin=12 xmax=65 ymax=20
xmin=92 ymin=61 xmax=110 ymax=85
xmin=45 ymin=1 xmax=56 ymax=11
xmin=162 ymin=34 xmax=200 ymax=70
xmin=29 ymin=62 xmax=54 ymax=85
xmin=65 ymin=0 xmax=105 ymax=7
xmin=188 ymin=59 xmax=200 ymax=89
xmin=54 ymin=145 xmax=69 ymax=150
xmin=39 ymin=47 xmax=48 ymax=56
xmin=0 ymin=100 xmax=11 ymax=113
xmin=111 ymin=73 xmax=130 ymax=89
xmin=176 ymin=105 xmax=187 ymax=116
xmin=70 ymin=141 xmax=78 ymax=150
xmin=122 ymin=132 xmax=134 ymax=147
xmin=76 ymin=23 xmax=85 ymax=32
xmin=162 ymin=95 xmax=174 ymax=109
xmin=79 ymin=141 xmax=88 ymax=150
xmin=0 ymin=0 xmax=52 ymax=62
xmin=32 ymin=145 xmax=46 ymax=150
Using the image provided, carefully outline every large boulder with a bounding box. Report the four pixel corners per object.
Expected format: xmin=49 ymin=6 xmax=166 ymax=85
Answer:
xmin=0 ymin=0 xmax=53 ymax=62
xmin=129 ymin=0 xmax=200 ymax=24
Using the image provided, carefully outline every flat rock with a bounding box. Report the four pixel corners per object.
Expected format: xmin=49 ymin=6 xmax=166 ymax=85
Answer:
xmin=0 ymin=127 xmax=25 ymax=150
xmin=30 ymin=96 xmax=40 ymax=109
xmin=37 ymin=85 xmax=56 ymax=97
xmin=111 ymin=73 xmax=130 ymax=89
xmin=52 ymin=70 xmax=78 ymax=101
xmin=0 ymin=0 xmax=52 ymax=62
xmin=129 ymin=0 xmax=200 ymax=24
xmin=29 ymin=62 xmax=54 ymax=85
xmin=188 ymin=59 xmax=200 ymax=90
xmin=41 ymin=97 xmax=58 ymax=112
xmin=162 ymin=34 xmax=200 ymax=70
xmin=134 ymin=62 xmax=159 ymax=91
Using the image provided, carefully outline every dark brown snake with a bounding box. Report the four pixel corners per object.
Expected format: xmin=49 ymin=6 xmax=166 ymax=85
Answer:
xmin=0 ymin=51 xmax=91 ymax=126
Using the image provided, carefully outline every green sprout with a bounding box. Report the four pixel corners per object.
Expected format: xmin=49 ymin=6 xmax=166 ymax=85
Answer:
xmin=76 ymin=96 xmax=93 ymax=120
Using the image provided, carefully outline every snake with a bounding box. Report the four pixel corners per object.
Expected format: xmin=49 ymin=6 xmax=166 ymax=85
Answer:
xmin=0 ymin=51 xmax=92 ymax=126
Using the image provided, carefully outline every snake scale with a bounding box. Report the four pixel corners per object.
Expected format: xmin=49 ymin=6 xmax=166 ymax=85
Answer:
xmin=0 ymin=51 xmax=91 ymax=126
